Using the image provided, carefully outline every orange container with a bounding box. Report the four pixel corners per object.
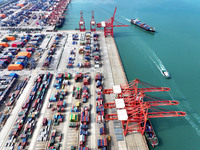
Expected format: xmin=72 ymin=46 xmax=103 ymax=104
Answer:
xmin=0 ymin=42 xmax=9 ymax=47
xmin=8 ymin=64 xmax=23 ymax=71
xmin=6 ymin=36 xmax=16 ymax=41
xmin=0 ymin=14 xmax=6 ymax=18
xmin=17 ymin=4 xmax=24 ymax=7
xmin=16 ymin=52 xmax=31 ymax=58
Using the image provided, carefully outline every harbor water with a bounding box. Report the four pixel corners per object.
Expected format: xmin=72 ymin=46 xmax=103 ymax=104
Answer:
xmin=60 ymin=0 xmax=200 ymax=149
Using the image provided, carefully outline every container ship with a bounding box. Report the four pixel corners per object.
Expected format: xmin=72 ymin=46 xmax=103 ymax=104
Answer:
xmin=56 ymin=17 xmax=65 ymax=28
xmin=161 ymin=69 xmax=171 ymax=79
xmin=144 ymin=119 xmax=158 ymax=147
xmin=131 ymin=18 xmax=155 ymax=32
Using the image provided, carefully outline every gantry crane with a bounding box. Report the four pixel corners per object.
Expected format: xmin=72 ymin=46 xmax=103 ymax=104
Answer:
xmin=79 ymin=11 xmax=85 ymax=31
xmin=90 ymin=11 xmax=96 ymax=32
xmin=96 ymin=7 xmax=129 ymax=37
xmin=103 ymin=79 xmax=186 ymax=136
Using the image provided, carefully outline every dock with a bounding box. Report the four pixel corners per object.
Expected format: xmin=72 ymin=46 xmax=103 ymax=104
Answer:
xmin=105 ymin=36 xmax=149 ymax=150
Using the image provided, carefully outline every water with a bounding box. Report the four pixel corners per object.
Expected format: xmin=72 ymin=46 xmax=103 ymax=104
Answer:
xmin=60 ymin=0 xmax=200 ymax=149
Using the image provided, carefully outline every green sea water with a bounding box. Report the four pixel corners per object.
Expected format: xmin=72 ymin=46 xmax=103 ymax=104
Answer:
xmin=60 ymin=0 xmax=200 ymax=149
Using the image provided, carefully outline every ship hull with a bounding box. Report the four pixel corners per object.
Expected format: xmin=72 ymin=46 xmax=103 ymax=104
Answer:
xmin=131 ymin=19 xmax=155 ymax=32
xmin=144 ymin=119 xmax=159 ymax=147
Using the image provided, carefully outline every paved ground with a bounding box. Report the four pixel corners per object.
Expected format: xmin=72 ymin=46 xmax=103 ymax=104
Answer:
xmin=105 ymin=37 xmax=149 ymax=150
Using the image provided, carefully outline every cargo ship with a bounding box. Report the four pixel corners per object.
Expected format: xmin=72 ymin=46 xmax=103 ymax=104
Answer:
xmin=56 ymin=17 xmax=65 ymax=28
xmin=144 ymin=119 xmax=158 ymax=147
xmin=161 ymin=69 xmax=171 ymax=79
xmin=131 ymin=18 xmax=155 ymax=32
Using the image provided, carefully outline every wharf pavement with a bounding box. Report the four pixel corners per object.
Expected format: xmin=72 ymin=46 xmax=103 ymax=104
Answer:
xmin=105 ymin=37 xmax=149 ymax=150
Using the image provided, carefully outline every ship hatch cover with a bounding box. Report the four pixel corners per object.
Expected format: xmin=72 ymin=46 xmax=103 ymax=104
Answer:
xmin=117 ymin=109 xmax=128 ymax=120
xmin=115 ymin=99 xmax=125 ymax=108
xmin=101 ymin=21 xmax=106 ymax=27
xmin=113 ymin=85 xmax=121 ymax=94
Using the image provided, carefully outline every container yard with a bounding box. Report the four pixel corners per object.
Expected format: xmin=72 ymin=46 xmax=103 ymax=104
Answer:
xmin=0 ymin=30 xmax=126 ymax=150
xmin=0 ymin=0 xmax=71 ymax=30
xmin=0 ymin=1 xmax=187 ymax=150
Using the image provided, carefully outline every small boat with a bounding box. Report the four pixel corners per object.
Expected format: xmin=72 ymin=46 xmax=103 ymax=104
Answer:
xmin=144 ymin=119 xmax=158 ymax=147
xmin=161 ymin=69 xmax=171 ymax=79
xmin=131 ymin=18 xmax=155 ymax=32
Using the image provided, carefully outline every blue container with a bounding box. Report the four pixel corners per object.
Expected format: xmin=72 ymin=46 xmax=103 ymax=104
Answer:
xmin=9 ymin=73 xmax=18 ymax=78
xmin=98 ymin=139 xmax=101 ymax=147
xmin=85 ymin=57 xmax=90 ymax=60
xmin=85 ymin=46 xmax=90 ymax=50
xmin=17 ymin=56 xmax=28 ymax=60
xmin=16 ymin=62 xmax=24 ymax=67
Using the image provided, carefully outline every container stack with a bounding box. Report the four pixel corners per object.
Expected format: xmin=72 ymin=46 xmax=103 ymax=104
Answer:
xmin=0 ymin=73 xmax=18 ymax=103
xmin=37 ymin=120 xmax=51 ymax=141
xmin=75 ymin=87 xmax=82 ymax=99
xmin=49 ymin=92 xmax=59 ymax=102
xmin=16 ymin=52 xmax=31 ymax=58
xmin=83 ymin=74 xmax=90 ymax=85
xmin=6 ymin=36 xmax=16 ymax=41
xmin=5 ymin=73 xmax=52 ymax=149
xmin=67 ymin=57 xmax=74 ymax=68
xmin=0 ymin=55 xmax=12 ymax=69
xmin=53 ymin=113 xmax=63 ymax=126
xmin=70 ymin=114 xmax=78 ymax=122
xmin=53 ymin=73 xmax=64 ymax=89
xmin=82 ymin=85 xmax=89 ymax=103
xmin=81 ymin=106 xmax=90 ymax=125
xmin=79 ymin=134 xmax=86 ymax=146
xmin=100 ymin=123 xmax=106 ymax=135
xmin=0 ymin=42 xmax=9 ymax=47
xmin=96 ymin=105 xmax=104 ymax=116
xmin=97 ymin=138 xmax=107 ymax=149
xmin=71 ymin=104 xmax=79 ymax=112
xmin=43 ymin=34 xmax=62 ymax=67
xmin=79 ymin=147 xmax=89 ymax=150
xmin=79 ymin=106 xmax=90 ymax=147
xmin=64 ymin=72 xmax=71 ymax=80
xmin=75 ymin=73 xmax=83 ymax=82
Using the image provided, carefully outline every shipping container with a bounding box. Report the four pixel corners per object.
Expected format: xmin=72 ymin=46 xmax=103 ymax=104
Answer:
xmin=0 ymin=42 xmax=9 ymax=47
xmin=6 ymin=36 xmax=15 ymax=41
xmin=16 ymin=52 xmax=31 ymax=58
xmin=8 ymin=64 xmax=23 ymax=71
xmin=9 ymin=73 xmax=18 ymax=78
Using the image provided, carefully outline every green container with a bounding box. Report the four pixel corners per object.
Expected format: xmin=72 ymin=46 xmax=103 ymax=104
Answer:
xmin=71 ymin=146 xmax=75 ymax=150
xmin=2 ymin=38 xmax=8 ymax=42
xmin=50 ymin=138 xmax=55 ymax=144
xmin=37 ymin=91 xmax=41 ymax=95
xmin=57 ymin=143 xmax=60 ymax=149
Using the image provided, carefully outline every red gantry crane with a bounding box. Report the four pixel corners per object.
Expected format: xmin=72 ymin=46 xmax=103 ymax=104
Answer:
xmin=90 ymin=11 xmax=96 ymax=32
xmin=97 ymin=7 xmax=129 ymax=37
xmin=79 ymin=11 xmax=85 ymax=31
xmin=103 ymin=79 xmax=186 ymax=136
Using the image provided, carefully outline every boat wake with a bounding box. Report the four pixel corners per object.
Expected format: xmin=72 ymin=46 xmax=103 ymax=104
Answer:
xmin=168 ymin=86 xmax=200 ymax=136
xmin=134 ymin=38 xmax=166 ymax=74
xmin=135 ymin=38 xmax=200 ymax=136
xmin=120 ymin=16 xmax=131 ymax=22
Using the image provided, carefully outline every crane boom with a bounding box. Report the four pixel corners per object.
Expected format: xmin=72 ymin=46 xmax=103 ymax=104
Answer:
xmin=103 ymin=79 xmax=186 ymax=136
xmin=79 ymin=11 xmax=85 ymax=31
xmin=96 ymin=7 xmax=129 ymax=37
